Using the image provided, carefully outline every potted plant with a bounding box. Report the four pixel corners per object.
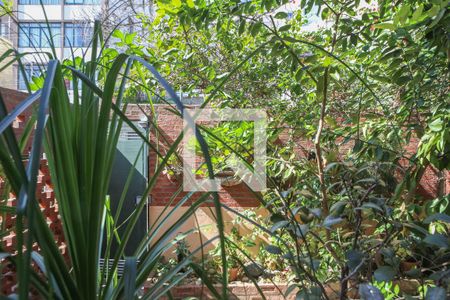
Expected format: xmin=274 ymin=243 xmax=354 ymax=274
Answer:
xmin=216 ymin=167 xmax=242 ymax=187
xmin=163 ymin=150 xmax=183 ymax=182
xmin=208 ymin=244 xmax=241 ymax=282
xmin=228 ymin=257 xmax=240 ymax=282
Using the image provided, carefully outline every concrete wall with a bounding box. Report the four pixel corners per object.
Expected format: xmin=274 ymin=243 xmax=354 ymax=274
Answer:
xmin=0 ymin=38 xmax=15 ymax=89
xmin=149 ymin=206 xmax=268 ymax=257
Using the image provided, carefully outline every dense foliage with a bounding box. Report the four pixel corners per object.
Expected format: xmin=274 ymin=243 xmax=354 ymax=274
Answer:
xmin=0 ymin=0 xmax=449 ymax=298
xmin=111 ymin=0 xmax=449 ymax=298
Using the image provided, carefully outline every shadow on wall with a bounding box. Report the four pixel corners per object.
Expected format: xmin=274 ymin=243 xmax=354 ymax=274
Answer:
xmin=148 ymin=205 xmax=268 ymax=259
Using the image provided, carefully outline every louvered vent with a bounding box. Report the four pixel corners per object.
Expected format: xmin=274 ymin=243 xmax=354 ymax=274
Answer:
xmin=119 ymin=122 xmax=144 ymax=141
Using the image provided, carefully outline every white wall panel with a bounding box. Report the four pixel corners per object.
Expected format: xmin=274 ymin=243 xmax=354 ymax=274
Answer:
xmin=18 ymin=47 xmax=63 ymax=62
xmin=18 ymin=5 xmax=62 ymax=21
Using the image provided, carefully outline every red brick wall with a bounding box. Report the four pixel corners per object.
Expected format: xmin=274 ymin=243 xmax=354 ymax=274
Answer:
xmin=276 ymin=124 xmax=449 ymax=199
xmin=402 ymin=137 xmax=449 ymax=199
xmin=1 ymin=88 xmax=36 ymax=153
xmin=0 ymin=90 xmax=447 ymax=295
xmin=142 ymin=104 xmax=448 ymax=208
xmin=0 ymin=87 xmax=66 ymax=296
xmin=136 ymin=104 xmax=260 ymax=208
xmin=156 ymin=283 xmax=297 ymax=300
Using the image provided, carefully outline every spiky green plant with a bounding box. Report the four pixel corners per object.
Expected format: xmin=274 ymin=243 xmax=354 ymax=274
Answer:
xmin=0 ymin=19 xmax=229 ymax=299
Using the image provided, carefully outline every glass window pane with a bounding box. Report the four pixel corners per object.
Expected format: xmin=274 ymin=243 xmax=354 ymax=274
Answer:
xmin=30 ymin=25 xmax=40 ymax=47
xmin=18 ymin=22 xmax=61 ymax=48
xmin=19 ymin=0 xmax=60 ymax=4
xmin=65 ymin=26 xmax=74 ymax=47
xmin=50 ymin=24 xmax=61 ymax=47
xmin=64 ymin=0 xmax=100 ymax=4
xmin=64 ymin=23 xmax=91 ymax=47
xmin=18 ymin=23 xmax=28 ymax=47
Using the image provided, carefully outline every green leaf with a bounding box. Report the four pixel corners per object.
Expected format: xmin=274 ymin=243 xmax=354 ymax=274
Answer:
xmin=397 ymin=4 xmax=410 ymax=25
xmin=294 ymin=224 xmax=309 ymax=238
xmin=172 ymin=0 xmax=181 ymax=8
xmin=330 ymin=200 xmax=347 ymax=215
xmin=359 ymin=284 xmax=383 ymax=300
xmin=270 ymin=220 xmax=289 ymax=232
xmin=324 ymin=162 xmax=342 ymax=172
xmin=285 ymin=284 xmax=297 ymax=297
xmin=323 ymin=216 xmax=344 ymax=229
xmin=295 ymin=68 xmax=303 ymax=81
xmin=162 ymin=48 xmax=179 ymax=56
xmin=405 ymin=268 xmax=421 ymax=278
xmin=278 ymin=24 xmax=291 ymax=32
xmin=395 ymin=76 xmax=411 ymax=85
xmin=380 ymin=48 xmax=402 ymax=62
xmin=250 ymin=22 xmax=262 ymax=36
xmin=216 ymin=72 xmax=230 ymax=80
xmin=346 ymin=250 xmax=364 ymax=270
xmin=374 ymin=22 xmax=396 ymax=30
xmin=362 ymin=13 xmax=369 ymax=22
xmin=186 ymin=0 xmax=194 ymax=8
xmin=350 ymin=34 xmax=358 ymax=46
xmin=374 ymin=266 xmax=396 ymax=282
xmin=428 ymin=118 xmax=443 ymax=132
xmin=322 ymin=56 xmax=332 ymax=67
xmin=423 ymin=234 xmax=449 ymax=249
xmin=425 ymin=287 xmax=446 ymax=300
xmin=359 ymin=202 xmax=383 ymax=212
xmin=403 ymin=222 xmax=428 ymax=235
xmin=125 ymin=32 xmax=136 ymax=45
xmin=429 ymin=8 xmax=446 ymax=28
xmin=274 ymin=12 xmax=288 ymax=19
xmin=123 ymin=257 xmax=137 ymax=300
xmin=238 ymin=19 xmax=246 ymax=35
xmin=411 ymin=5 xmax=424 ymax=22
xmin=265 ymin=245 xmax=282 ymax=255
xmin=353 ymin=139 xmax=364 ymax=153
xmin=112 ymin=29 xmax=124 ymax=39
xmin=424 ymin=213 xmax=450 ymax=224
xmin=296 ymin=287 xmax=321 ymax=300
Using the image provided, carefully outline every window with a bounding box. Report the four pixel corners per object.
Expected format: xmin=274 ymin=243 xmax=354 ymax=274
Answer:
xmin=18 ymin=23 xmax=61 ymax=48
xmin=0 ymin=23 xmax=9 ymax=39
xmin=19 ymin=0 xmax=60 ymax=4
xmin=18 ymin=65 xmax=42 ymax=90
xmin=65 ymin=0 xmax=100 ymax=4
xmin=64 ymin=23 xmax=92 ymax=47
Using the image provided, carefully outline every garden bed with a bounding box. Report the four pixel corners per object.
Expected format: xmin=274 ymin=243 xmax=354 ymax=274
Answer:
xmin=153 ymin=282 xmax=294 ymax=300
xmin=148 ymin=278 xmax=423 ymax=300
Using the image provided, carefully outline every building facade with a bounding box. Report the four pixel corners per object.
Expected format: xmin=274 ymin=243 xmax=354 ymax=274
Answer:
xmin=0 ymin=37 xmax=15 ymax=89
xmin=0 ymin=0 xmax=106 ymax=91
xmin=0 ymin=0 xmax=153 ymax=91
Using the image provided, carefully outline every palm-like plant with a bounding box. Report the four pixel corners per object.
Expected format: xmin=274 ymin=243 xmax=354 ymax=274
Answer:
xmin=0 ymin=19 xmax=228 ymax=299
